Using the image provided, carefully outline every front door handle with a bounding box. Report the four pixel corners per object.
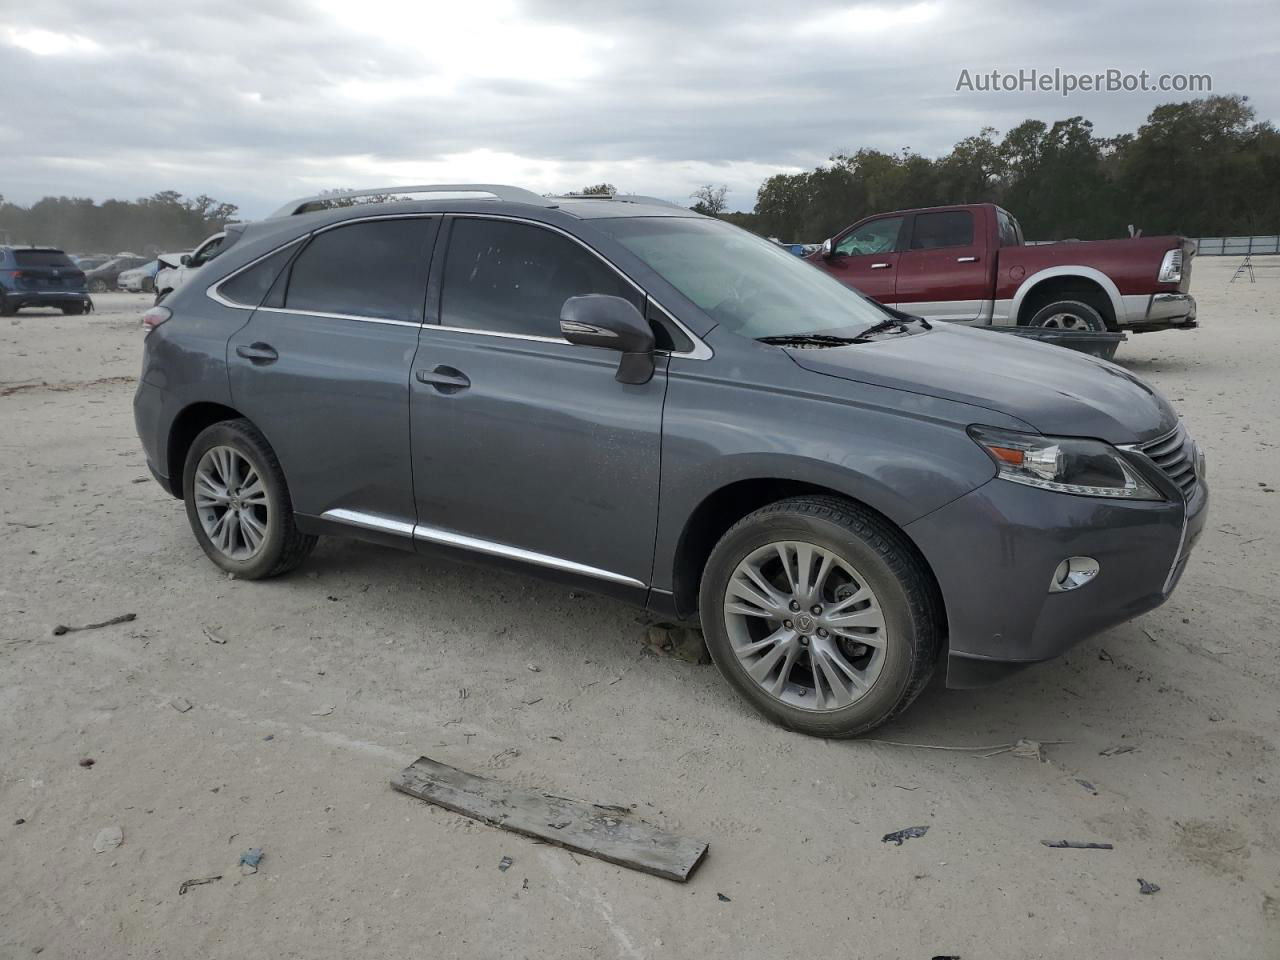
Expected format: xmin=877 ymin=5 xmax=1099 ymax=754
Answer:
xmin=235 ymin=342 xmax=278 ymax=364
xmin=416 ymin=365 xmax=471 ymax=393
xmin=870 ymin=262 xmax=892 ymax=269
xmin=956 ymin=256 xmax=978 ymax=263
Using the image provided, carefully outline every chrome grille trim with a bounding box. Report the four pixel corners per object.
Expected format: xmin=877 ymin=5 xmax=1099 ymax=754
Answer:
xmin=1122 ymin=423 xmax=1198 ymax=499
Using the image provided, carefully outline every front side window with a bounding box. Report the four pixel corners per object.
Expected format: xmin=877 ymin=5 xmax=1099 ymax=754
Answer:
xmin=909 ymin=211 xmax=974 ymax=250
xmin=285 ymin=219 xmax=433 ymax=322
xmin=189 ymin=236 xmax=226 ymax=268
xmin=440 ymin=218 xmax=640 ymax=338
xmin=835 ymin=216 xmax=903 ymax=256
xmin=597 ymin=217 xmax=891 ymax=340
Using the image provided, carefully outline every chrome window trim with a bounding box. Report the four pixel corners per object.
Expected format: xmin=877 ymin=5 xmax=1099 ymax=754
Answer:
xmin=320 ymin=509 xmax=645 ymax=588
xmin=206 ymin=211 xmax=713 ymax=359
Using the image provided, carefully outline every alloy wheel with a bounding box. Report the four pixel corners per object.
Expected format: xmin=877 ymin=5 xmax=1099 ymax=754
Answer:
xmin=1034 ymin=311 xmax=1098 ymax=331
xmin=722 ymin=541 xmax=887 ymax=710
xmin=194 ymin=445 xmax=270 ymax=560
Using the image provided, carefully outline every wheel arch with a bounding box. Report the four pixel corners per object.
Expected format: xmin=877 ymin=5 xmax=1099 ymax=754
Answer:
xmin=1012 ymin=267 xmax=1122 ymax=330
xmin=164 ymin=401 xmax=246 ymax=498
xmin=669 ymin=477 xmax=948 ymax=643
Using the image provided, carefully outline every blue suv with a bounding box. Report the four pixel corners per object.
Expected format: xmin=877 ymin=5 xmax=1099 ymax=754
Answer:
xmin=0 ymin=246 xmax=91 ymax=315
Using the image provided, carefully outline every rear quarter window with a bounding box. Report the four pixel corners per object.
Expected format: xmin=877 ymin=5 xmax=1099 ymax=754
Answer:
xmin=14 ymin=250 xmax=75 ymax=268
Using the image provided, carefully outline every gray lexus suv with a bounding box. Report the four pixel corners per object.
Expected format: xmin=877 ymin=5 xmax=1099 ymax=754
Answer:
xmin=133 ymin=184 xmax=1208 ymax=737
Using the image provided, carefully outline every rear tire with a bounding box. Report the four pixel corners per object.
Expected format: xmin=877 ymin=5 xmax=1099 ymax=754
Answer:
xmin=1025 ymin=299 xmax=1107 ymax=333
xmin=0 ymin=294 xmax=15 ymax=317
xmin=698 ymin=496 xmax=940 ymax=738
xmin=61 ymin=304 xmax=86 ymax=316
xmin=182 ymin=418 xmax=316 ymax=579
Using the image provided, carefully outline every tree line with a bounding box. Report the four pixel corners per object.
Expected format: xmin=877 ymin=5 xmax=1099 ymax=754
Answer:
xmin=721 ymin=95 xmax=1280 ymax=242
xmin=0 ymin=191 xmax=239 ymax=255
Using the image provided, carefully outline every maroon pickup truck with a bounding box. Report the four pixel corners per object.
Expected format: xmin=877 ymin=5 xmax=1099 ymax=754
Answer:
xmin=810 ymin=203 xmax=1196 ymax=335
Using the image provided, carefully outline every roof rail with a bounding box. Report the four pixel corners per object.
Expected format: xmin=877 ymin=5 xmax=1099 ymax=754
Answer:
xmin=269 ymin=184 xmax=556 ymax=219
xmin=554 ymin=193 xmax=685 ymax=209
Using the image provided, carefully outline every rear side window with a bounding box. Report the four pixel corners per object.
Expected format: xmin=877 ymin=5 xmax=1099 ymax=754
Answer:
xmin=909 ymin=211 xmax=974 ymax=250
xmin=14 ymin=250 xmax=74 ymax=268
xmin=285 ymin=219 xmax=434 ymax=322
xmin=440 ymin=219 xmax=640 ymax=338
xmin=218 ymin=243 xmax=301 ymax=307
xmin=996 ymin=209 xmax=1021 ymax=247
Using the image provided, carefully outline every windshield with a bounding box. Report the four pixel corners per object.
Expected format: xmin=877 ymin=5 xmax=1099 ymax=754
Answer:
xmin=595 ymin=217 xmax=890 ymax=339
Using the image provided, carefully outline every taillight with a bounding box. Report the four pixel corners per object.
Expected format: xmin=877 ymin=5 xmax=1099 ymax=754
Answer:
xmin=141 ymin=305 xmax=172 ymax=335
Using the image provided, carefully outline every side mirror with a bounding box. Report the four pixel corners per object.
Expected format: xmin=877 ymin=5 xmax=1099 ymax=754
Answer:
xmin=820 ymin=237 xmax=834 ymax=260
xmin=180 ymin=254 xmax=192 ymax=266
xmin=560 ymin=294 xmax=655 ymax=385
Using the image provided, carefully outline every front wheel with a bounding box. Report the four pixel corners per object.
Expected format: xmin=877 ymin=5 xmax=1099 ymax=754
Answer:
xmin=89 ymin=279 xmax=110 ymax=293
xmin=182 ymin=419 xmax=316 ymax=579
xmin=699 ymin=496 xmax=941 ymax=737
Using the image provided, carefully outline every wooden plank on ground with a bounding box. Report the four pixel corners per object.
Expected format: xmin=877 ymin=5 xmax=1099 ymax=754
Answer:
xmin=391 ymin=755 xmax=708 ymax=882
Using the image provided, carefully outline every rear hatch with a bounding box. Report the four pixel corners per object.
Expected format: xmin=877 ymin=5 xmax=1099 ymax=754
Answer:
xmin=10 ymin=249 xmax=85 ymax=291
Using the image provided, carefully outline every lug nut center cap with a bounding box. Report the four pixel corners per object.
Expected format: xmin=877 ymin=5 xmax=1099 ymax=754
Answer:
xmin=795 ymin=613 xmax=816 ymax=635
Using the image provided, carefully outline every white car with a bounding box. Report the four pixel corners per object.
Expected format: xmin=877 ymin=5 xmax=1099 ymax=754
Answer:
xmin=154 ymin=232 xmax=227 ymax=303
xmin=116 ymin=260 xmax=162 ymax=293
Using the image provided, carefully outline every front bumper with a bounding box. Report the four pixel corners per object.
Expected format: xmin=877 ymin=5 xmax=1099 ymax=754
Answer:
xmin=1124 ymin=293 xmax=1198 ymax=333
xmin=905 ymin=472 xmax=1208 ymax=688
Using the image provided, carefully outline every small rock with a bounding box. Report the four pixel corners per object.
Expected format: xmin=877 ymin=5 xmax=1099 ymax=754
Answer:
xmin=170 ymin=697 xmax=193 ymax=713
xmin=1137 ymin=878 xmax=1161 ymax=895
xmin=1209 ymin=711 xmax=1224 ymax=722
xmin=717 ymin=892 xmax=731 ymax=902
xmin=79 ymin=758 xmax=95 ymax=768
xmin=202 ymin=626 xmax=227 ymax=644
xmin=498 ymin=855 xmax=513 ymax=872
xmin=15 ymin=818 xmax=26 ymax=825
xmin=882 ymin=825 xmax=929 ymax=845
xmin=526 ymin=663 xmax=541 ymax=673
xmin=93 ymin=826 xmax=123 ymax=853
xmin=239 ymin=848 xmax=263 ymax=875
xmin=310 ymin=705 xmax=336 ymax=717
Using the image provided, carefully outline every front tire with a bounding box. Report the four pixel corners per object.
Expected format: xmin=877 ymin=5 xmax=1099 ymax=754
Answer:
xmin=89 ymin=279 xmax=110 ymax=293
xmin=699 ymin=496 xmax=940 ymax=737
xmin=182 ymin=419 xmax=316 ymax=579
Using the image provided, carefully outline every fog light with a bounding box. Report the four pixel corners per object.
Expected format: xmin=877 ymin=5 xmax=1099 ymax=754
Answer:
xmin=1049 ymin=557 xmax=1099 ymax=593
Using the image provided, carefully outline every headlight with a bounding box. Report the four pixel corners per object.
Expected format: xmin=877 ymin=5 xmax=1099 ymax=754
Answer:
xmin=1158 ymin=248 xmax=1183 ymax=284
xmin=969 ymin=426 xmax=1163 ymax=500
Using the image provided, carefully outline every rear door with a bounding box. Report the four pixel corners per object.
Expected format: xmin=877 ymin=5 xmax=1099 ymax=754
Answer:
xmin=227 ymin=216 xmax=438 ymax=527
xmin=407 ymin=216 xmax=667 ymax=597
xmin=893 ymin=209 xmax=992 ymax=322
xmin=813 ymin=215 xmax=904 ymax=303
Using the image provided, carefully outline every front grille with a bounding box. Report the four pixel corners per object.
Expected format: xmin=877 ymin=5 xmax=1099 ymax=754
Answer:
xmin=1135 ymin=423 xmax=1198 ymax=498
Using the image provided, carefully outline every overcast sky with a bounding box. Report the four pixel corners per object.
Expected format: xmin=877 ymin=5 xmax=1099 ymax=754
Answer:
xmin=2 ymin=0 xmax=1276 ymax=217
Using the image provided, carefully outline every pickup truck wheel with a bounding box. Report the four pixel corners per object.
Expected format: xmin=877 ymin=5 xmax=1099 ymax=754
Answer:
xmin=183 ymin=419 xmax=317 ymax=579
xmin=1026 ymin=299 xmax=1107 ymax=332
xmin=699 ymin=496 xmax=940 ymax=738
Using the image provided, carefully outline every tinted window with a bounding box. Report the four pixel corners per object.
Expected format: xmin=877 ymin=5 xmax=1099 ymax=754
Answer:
xmin=15 ymin=250 xmax=74 ymax=268
xmin=440 ymin=219 xmax=640 ymax=338
xmin=219 ymin=243 xmax=300 ymax=307
xmin=189 ymin=236 xmax=226 ymax=268
xmin=835 ymin=216 xmax=902 ymax=256
xmin=286 ymin=219 xmax=433 ymax=322
xmin=996 ymin=209 xmax=1021 ymax=247
xmin=909 ymin=211 xmax=974 ymax=249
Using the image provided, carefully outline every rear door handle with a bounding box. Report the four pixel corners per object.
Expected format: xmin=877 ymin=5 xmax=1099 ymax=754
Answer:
xmin=956 ymin=256 xmax=978 ymax=263
xmin=416 ymin=365 xmax=471 ymax=393
xmin=235 ymin=342 xmax=278 ymax=364
xmin=870 ymin=262 xmax=892 ymax=269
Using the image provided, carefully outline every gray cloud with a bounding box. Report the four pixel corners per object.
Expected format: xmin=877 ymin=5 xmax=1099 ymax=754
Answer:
xmin=1 ymin=0 xmax=1275 ymax=216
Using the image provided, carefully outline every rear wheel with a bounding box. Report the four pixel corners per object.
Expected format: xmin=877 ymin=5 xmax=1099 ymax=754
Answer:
xmin=1026 ymin=299 xmax=1107 ymax=333
xmin=699 ymin=496 xmax=940 ymax=737
xmin=182 ymin=419 xmax=316 ymax=579
xmin=61 ymin=303 xmax=86 ymax=316
xmin=0 ymin=294 xmax=15 ymax=317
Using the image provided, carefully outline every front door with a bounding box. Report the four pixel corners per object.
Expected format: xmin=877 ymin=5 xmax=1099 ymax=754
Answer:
xmin=409 ymin=216 xmax=667 ymax=595
xmin=227 ymin=216 xmax=438 ymax=526
xmin=893 ymin=209 xmax=992 ymax=322
xmin=813 ymin=214 xmax=904 ymax=303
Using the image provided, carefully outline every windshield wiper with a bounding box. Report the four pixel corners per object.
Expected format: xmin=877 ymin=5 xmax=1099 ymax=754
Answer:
xmin=756 ymin=333 xmax=861 ymax=347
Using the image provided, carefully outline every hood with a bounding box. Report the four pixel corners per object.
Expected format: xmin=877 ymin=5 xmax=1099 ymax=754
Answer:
xmin=786 ymin=324 xmax=1178 ymax=444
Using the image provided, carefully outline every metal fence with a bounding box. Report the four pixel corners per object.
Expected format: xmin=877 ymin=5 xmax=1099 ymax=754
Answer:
xmin=1191 ymin=236 xmax=1280 ymax=256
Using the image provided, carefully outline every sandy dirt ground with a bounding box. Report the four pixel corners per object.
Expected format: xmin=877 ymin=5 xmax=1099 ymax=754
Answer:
xmin=2 ymin=258 xmax=1278 ymax=960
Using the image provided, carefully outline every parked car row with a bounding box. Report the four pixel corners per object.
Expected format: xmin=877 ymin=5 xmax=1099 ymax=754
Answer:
xmin=133 ymin=184 xmax=1207 ymax=738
